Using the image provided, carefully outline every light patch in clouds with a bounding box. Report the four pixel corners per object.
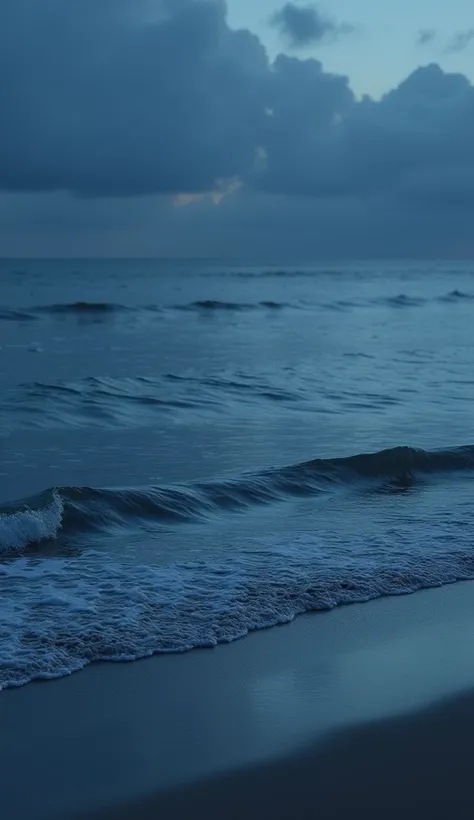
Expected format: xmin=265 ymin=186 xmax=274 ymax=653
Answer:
xmin=417 ymin=29 xmax=436 ymax=46
xmin=446 ymin=29 xmax=474 ymax=53
xmin=174 ymin=193 xmax=205 ymax=207
xmin=270 ymin=3 xmax=351 ymax=48
xmin=173 ymin=178 xmax=241 ymax=208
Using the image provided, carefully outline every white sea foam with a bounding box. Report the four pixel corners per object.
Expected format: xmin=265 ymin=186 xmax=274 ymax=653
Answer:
xmin=0 ymin=492 xmax=63 ymax=553
xmin=1 ymin=518 xmax=474 ymax=690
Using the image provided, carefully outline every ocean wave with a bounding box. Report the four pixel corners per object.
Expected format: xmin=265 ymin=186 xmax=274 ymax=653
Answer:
xmin=371 ymin=291 xmax=474 ymax=309
xmin=0 ymin=491 xmax=64 ymax=552
xmin=231 ymin=269 xmax=329 ymax=278
xmin=173 ymin=300 xmax=291 ymax=312
xmin=0 ymin=471 xmax=332 ymax=553
xmin=0 ymin=372 xmax=305 ymax=431
xmin=0 ymin=307 xmax=37 ymax=321
xmin=0 ymin=299 xmax=294 ymax=322
xmin=1 ymin=290 xmax=473 ymax=323
xmin=2 ymin=445 xmax=474 ymax=554
xmin=375 ymin=294 xmax=427 ymax=308
xmin=163 ymin=372 xmax=301 ymax=402
xmin=39 ymin=301 xmax=133 ymax=314
xmin=438 ymin=289 xmax=474 ymax=303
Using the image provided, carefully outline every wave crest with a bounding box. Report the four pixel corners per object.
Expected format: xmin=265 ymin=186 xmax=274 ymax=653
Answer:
xmin=0 ymin=492 xmax=64 ymax=553
xmin=173 ymin=300 xmax=290 ymax=312
xmin=45 ymin=301 xmax=131 ymax=314
xmin=2 ymin=290 xmax=474 ymax=323
xmin=2 ymin=445 xmax=474 ymax=553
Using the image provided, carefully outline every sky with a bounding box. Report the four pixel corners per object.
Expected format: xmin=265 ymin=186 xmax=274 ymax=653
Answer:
xmin=227 ymin=0 xmax=474 ymax=99
xmin=1 ymin=0 xmax=474 ymax=259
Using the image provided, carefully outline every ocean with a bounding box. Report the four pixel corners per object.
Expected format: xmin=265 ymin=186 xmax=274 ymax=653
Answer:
xmin=1 ymin=258 xmax=474 ymax=690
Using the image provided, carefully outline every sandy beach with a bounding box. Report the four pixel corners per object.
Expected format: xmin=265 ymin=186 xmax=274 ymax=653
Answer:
xmin=3 ymin=581 xmax=474 ymax=819
xmin=102 ymin=691 xmax=474 ymax=820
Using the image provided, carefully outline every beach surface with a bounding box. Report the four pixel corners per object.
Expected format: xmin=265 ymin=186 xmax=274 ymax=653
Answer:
xmin=3 ymin=580 xmax=474 ymax=820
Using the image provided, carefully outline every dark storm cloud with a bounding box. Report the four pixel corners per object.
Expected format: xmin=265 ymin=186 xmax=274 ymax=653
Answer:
xmin=270 ymin=3 xmax=351 ymax=48
xmin=0 ymin=0 xmax=268 ymax=196
xmin=2 ymin=0 xmax=474 ymax=259
xmin=446 ymin=29 xmax=474 ymax=53
xmin=416 ymin=29 xmax=436 ymax=46
xmin=252 ymin=63 xmax=474 ymax=211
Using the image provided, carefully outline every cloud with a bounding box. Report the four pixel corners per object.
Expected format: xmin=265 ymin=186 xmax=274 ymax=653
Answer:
xmin=252 ymin=62 xmax=474 ymax=209
xmin=1 ymin=1 xmax=474 ymax=258
xmin=446 ymin=29 xmax=474 ymax=53
xmin=417 ymin=29 xmax=436 ymax=46
xmin=0 ymin=0 xmax=268 ymax=196
xmin=270 ymin=3 xmax=351 ymax=48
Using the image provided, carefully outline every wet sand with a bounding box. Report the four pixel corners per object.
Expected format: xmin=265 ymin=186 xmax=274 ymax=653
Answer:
xmin=3 ymin=581 xmax=474 ymax=819
xmin=98 ymin=690 xmax=474 ymax=820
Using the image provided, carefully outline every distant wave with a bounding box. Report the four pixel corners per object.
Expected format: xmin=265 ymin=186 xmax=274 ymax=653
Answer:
xmin=0 ymin=372 xmax=305 ymax=431
xmin=2 ymin=445 xmax=474 ymax=554
xmin=173 ymin=299 xmax=290 ymax=312
xmin=38 ymin=301 xmax=133 ymax=315
xmin=0 ymin=307 xmax=37 ymax=321
xmin=1 ymin=291 xmax=473 ymax=322
xmin=373 ymin=290 xmax=474 ymax=308
xmin=317 ymin=291 xmax=474 ymax=310
xmin=230 ymin=269 xmax=331 ymax=279
xmin=0 ymin=299 xmax=295 ymax=321
xmin=438 ymin=290 xmax=474 ymax=303
xmin=164 ymin=372 xmax=301 ymax=402
xmin=375 ymin=294 xmax=427 ymax=308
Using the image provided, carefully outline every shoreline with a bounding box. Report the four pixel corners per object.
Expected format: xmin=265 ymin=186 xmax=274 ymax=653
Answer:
xmin=3 ymin=580 xmax=474 ymax=819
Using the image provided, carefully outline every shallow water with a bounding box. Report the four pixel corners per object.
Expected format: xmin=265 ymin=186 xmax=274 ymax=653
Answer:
xmin=1 ymin=259 xmax=474 ymax=688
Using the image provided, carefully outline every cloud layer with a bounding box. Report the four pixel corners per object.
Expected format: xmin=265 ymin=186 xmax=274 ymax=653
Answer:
xmin=1 ymin=0 xmax=474 ymax=257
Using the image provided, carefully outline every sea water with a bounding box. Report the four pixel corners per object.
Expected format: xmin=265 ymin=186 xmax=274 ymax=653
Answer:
xmin=1 ymin=259 xmax=474 ymax=688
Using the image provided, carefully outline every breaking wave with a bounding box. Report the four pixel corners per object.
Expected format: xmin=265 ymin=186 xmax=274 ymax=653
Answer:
xmin=0 ymin=491 xmax=64 ymax=552
xmin=2 ymin=444 xmax=474 ymax=689
xmin=2 ymin=445 xmax=474 ymax=554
